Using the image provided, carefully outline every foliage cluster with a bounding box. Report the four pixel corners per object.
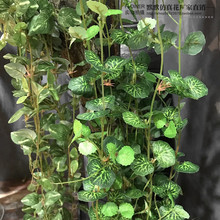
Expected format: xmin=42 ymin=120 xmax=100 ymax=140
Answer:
xmin=0 ymin=0 xmax=207 ymax=219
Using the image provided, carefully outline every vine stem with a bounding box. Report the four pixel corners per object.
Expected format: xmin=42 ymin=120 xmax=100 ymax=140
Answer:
xmin=146 ymin=1 xmax=164 ymax=219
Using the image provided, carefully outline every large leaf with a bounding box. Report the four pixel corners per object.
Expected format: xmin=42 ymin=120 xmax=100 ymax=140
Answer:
xmin=131 ymin=154 xmax=154 ymax=176
xmin=159 ymin=205 xmax=190 ymax=220
xmin=152 ymin=141 xmax=175 ymax=168
xmin=85 ymin=50 xmax=105 ymax=72
xmin=175 ymin=161 xmax=199 ymax=174
xmin=101 ymin=202 xmax=118 ymax=217
xmin=79 ymin=141 xmax=97 ymax=156
xmin=4 ymin=63 xmax=26 ymax=79
xmin=183 ymin=76 xmax=208 ymax=100
xmin=182 ymin=31 xmax=206 ymax=55
xmin=104 ymin=56 xmax=128 ymax=79
xmin=21 ymin=193 xmax=39 ymax=206
xmin=58 ymin=7 xmax=80 ymax=28
xmin=49 ymin=124 xmax=70 ymax=141
xmin=44 ymin=191 xmax=61 ymax=207
xmin=122 ymin=111 xmax=147 ymax=129
xmin=68 ymin=76 xmax=93 ymax=96
xmin=111 ymin=29 xmax=129 ymax=45
xmin=119 ymin=203 xmax=134 ymax=219
xmin=118 ymin=82 xmax=151 ymax=98
xmin=85 ymin=95 xmax=115 ymax=111
xmin=127 ymin=28 xmax=148 ymax=50
xmin=86 ymin=1 xmax=108 ymax=16
xmin=153 ymin=181 xmax=182 ymax=199
xmin=78 ymin=191 xmax=107 ymax=202
xmin=11 ymin=129 xmax=36 ymax=146
xmin=28 ymin=11 xmax=54 ymax=36
xmin=116 ymin=146 xmax=135 ymax=166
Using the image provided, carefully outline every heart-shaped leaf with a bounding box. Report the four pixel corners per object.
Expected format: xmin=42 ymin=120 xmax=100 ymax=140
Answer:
xmin=175 ymin=161 xmax=199 ymax=174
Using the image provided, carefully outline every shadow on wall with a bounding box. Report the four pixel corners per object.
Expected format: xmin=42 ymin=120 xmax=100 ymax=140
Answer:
xmin=0 ymin=43 xmax=30 ymax=181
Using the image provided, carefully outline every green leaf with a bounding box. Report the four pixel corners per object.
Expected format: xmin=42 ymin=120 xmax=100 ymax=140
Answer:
xmin=118 ymin=82 xmax=151 ymax=98
xmin=131 ymin=154 xmax=154 ymax=176
xmin=107 ymin=143 xmax=117 ymax=163
xmin=125 ymin=189 xmax=145 ymax=199
xmin=154 ymin=31 xmax=178 ymax=54
xmin=182 ymin=31 xmax=206 ymax=55
xmin=153 ymin=181 xmax=182 ymax=199
xmin=152 ymin=141 xmax=176 ymax=168
xmin=79 ymin=141 xmax=97 ymax=156
xmin=119 ymin=203 xmax=134 ymax=219
xmin=104 ymin=56 xmax=128 ymax=79
xmin=86 ymin=25 xmax=100 ymax=40
xmin=101 ymin=202 xmax=118 ymax=217
xmin=82 ymin=125 xmax=91 ymax=138
xmin=8 ymin=106 xmax=32 ymax=124
xmin=122 ymin=111 xmax=147 ymax=129
xmin=76 ymin=0 xmax=88 ymax=16
xmin=77 ymin=110 xmax=110 ymax=121
xmin=85 ymin=50 xmax=105 ymax=72
xmin=4 ymin=63 xmax=26 ymax=79
xmin=68 ymin=76 xmax=93 ymax=96
xmin=164 ymin=121 xmax=177 ymax=138
xmin=49 ymin=124 xmax=70 ymax=141
xmin=58 ymin=7 xmax=80 ymax=28
xmin=184 ymin=76 xmax=208 ymax=100
xmin=111 ymin=29 xmax=129 ymax=45
xmin=44 ymin=191 xmax=61 ymax=207
xmin=159 ymin=205 xmax=190 ymax=220
xmin=70 ymin=160 xmax=78 ymax=175
xmin=116 ymin=146 xmax=135 ymax=166
xmin=69 ymin=26 xmax=87 ymax=40
xmin=85 ymin=95 xmax=115 ymax=111
xmin=21 ymin=193 xmax=39 ymax=206
xmin=127 ymin=28 xmax=148 ymax=50
xmin=28 ymin=11 xmax=54 ymax=36
xmin=135 ymin=51 xmax=151 ymax=66
xmin=105 ymin=9 xmax=122 ymax=16
xmin=38 ymin=178 xmax=53 ymax=191
xmin=175 ymin=161 xmax=199 ymax=174
xmin=153 ymin=113 xmax=167 ymax=129
xmin=78 ymin=191 xmax=107 ymax=202
xmin=53 ymin=156 xmax=67 ymax=172
xmin=103 ymin=136 xmax=123 ymax=155
xmin=11 ymin=129 xmax=36 ymax=146
xmin=73 ymin=119 xmax=82 ymax=140
xmin=86 ymin=1 xmax=108 ymax=16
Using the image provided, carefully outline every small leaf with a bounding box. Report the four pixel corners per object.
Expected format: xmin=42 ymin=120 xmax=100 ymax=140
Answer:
xmin=122 ymin=111 xmax=147 ymax=129
xmin=49 ymin=124 xmax=70 ymax=141
xmin=101 ymin=202 xmax=118 ymax=217
xmin=164 ymin=121 xmax=177 ymax=138
xmin=153 ymin=113 xmax=167 ymax=129
xmin=45 ymin=191 xmax=61 ymax=207
xmin=79 ymin=141 xmax=97 ymax=156
xmin=131 ymin=154 xmax=154 ymax=176
xmin=68 ymin=76 xmax=93 ymax=96
xmin=184 ymin=76 xmax=208 ymax=100
xmin=87 ymin=1 xmax=108 ymax=16
xmin=116 ymin=146 xmax=135 ymax=166
xmin=85 ymin=95 xmax=115 ymax=111
xmin=85 ymin=50 xmax=104 ymax=72
xmin=111 ymin=29 xmax=129 ymax=45
xmin=76 ymin=0 xmax=88 ymax=16
xmin=8 ymin=106 xmax=32 ymax=124
xmin=107 ymin=143 xmax=117 ymax=163
xmin=11 ymin=129 xmax=36 ymax=146
xmin=159 ymin=205 xmax=190 ymax=220
xmin=175 ymin=161 xmax=199 ymax=174
xmin=77 ymin=110 xmax=110 ymax=121
xmin=78 ymin=191 xmax=107 ymax=202
xmin=86 ymin=25 xmax=99 ymax=40
xmin=119 ymin=203 xmax=134 ymax=219
xmin=70 ymin=160 xmax=78 ymax=175
xmin=73 ymin=119 xmax=82 ymax=140
xmin=137 ymin=17 xmax=156 ymax=31
xmin=182 ymin=31 xmax=206 ymax=55
xmin=4 ymin=63 xmax=26 ymax=79
xmin=125 ymin=189 xmax=145 ymax=199
xmin=152 ymin=141 xmax=176 ymax=168
xmin=69 ymin=26 xmax=87 ymax=40
xmin=105 ymin=9 xmax=122 ymax=17
xmin=21 ymin=193 xmax=39 ymax=206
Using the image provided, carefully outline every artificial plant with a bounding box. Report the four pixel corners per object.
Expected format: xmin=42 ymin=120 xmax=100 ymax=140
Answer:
xmin=0 ymin=0 xmax=207 ymax=219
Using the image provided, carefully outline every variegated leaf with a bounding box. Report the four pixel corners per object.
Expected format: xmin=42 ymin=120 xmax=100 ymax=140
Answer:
xmin=175 ymin=161 xmax=199 ymax=174
xmin=78 ymin=191 xmax=107 ymax=202
xmin=111 ymin=29 xmax=129 ymax=45
xmin=77 ymin=110 xmax=110 ymax=121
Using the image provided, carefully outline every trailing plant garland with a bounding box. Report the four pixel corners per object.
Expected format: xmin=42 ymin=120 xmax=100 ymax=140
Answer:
xmin=0 ymin=0 xmax=207 ymax=219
